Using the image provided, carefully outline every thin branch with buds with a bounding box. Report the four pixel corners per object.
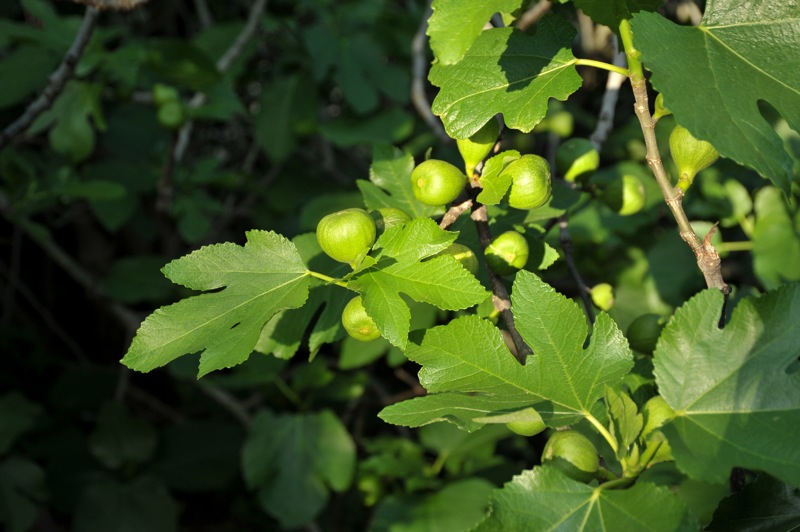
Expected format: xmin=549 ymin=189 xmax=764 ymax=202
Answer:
xmin=0 ymin=6 xmax=99 ymax=150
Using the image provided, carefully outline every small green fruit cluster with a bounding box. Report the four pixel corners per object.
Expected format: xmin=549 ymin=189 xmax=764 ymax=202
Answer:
xmin=542 ymin=430 xmax=599 ymax=483
xmin=457 ymin=119 xmax=500 ymax=176
xmin=342 ymin=296 xmax=381 ymax=342
xmin=669 ymin=124 xmax=719 ymax=192
xmin=500 ymin=154 xmax=552 ymax=210
xmin=153 ymin=83 xmax=186 ymax=130
xmin=411 ymin=159 xmax=467 ymax=207
xmin=316 ymin=208 xmax=377 ymax=266
xmin=485 ymin=231 xmax=529 ymax=276
xmin=556 ymin=138 xmax=599 ymax=183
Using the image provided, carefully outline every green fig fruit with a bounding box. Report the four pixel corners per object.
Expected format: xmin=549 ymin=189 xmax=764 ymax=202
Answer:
xmin=152 ymin=83 xmax=180 ymax=106
xmin=157 ymin=101 xmax=186 ymax=130
xmin=542 ymin=430 xmax=599 ymax=483
xmin=653 ymin=93 xmax=671 ymax=121
xmin=370 ymin=207 xmax=411 ymax=236
xmin=590 ymin=283 xmax=615 ymax=311
xmin=505 ymin=407 xmax=546 ymax=437
xmin=556 ymin=138 xmax=600 ymax=182
xmin=669 ymin=124 xmax=719 ymax=191
xmin=627 ymin=313 xmax=666 ymax=355
xmin=342 ymin=295 xmax=381 ymax=342
xmin=534 ymin=109 xmax=574 ymax=138
xmin=316 ymin=208 xmax=377 ymax=266
xmin=602 ymin=174 xmax=646 ymax=216
xmin=485 ymin=231 xmax=529 ymax=276
xmin=411 ymin=159 xmax=468 ymax=206
xmin=457 ymin=119 xmax=500 ymax=176
xmin=500 ymin=154 xmax=553 ymax=210
xmin=434 ymin=243 xmax=479 ymax=275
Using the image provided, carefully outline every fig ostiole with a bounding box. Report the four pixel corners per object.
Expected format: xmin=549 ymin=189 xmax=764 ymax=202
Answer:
xmin=342 ymin=295 xmax=381 ymax=342
xmin=411 ymin=159 xmax=467 ymax=207
xmin=669 ymin=124 xmax=719 ymax=192
xmin=316 ymin=208 xmax=377 ymax=267
xmin=457 ymin=119 xmax=500 ymax=176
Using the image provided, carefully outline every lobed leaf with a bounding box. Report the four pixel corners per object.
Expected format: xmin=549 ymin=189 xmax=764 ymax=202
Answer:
xmin=474 ymin=466 xmax=698 ymax=531
xmin=430 ymin=16 xmax=581 ymax=139
xmin=654 ymin=283 xmax=800 ymax=486
xmin=121 ymin=230 xmax=310 ymax=377
xmin=631 ymin=4 xmax=800 ymax=192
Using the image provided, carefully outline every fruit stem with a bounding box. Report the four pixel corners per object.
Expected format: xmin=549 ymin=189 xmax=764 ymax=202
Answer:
xmin=597 ymin=476 xmax=636 ymax=491
xmin=307 ymin=270 xmax=350 ymax=288
xmin=618 ymin=18 xmax=729 ymax=296
xmin=637 ymin=439 xmax=664 ymax=470
xmin=716 ymin=241 xmax=753 ymax=253
xmin=573 ymin=58 xmax=630 ymax=78
xmin=584 ymin=412 xmax=618 ymax=454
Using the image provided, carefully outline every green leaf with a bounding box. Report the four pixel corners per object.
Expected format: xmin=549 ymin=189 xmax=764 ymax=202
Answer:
xmin=430 ymin=16 xmax=581 ymax=139
xmin=631 ymin=5 xmax=800 ymax=192
xmin=242 ymin=409 xmax=356 ymax=529
xmin=380 ymin=271 xmax=632 ymax=429
xmin=606 ymin=386 xmax=643 ymax=455
xmin=474 ymin=466 xmax=698 ymax=531
xmin=371 ymin=479 xmax=495 ymax=532
xmin=357 ymin=145 xmax=443 ymax=219
xmin=427 ymin=0 xmax=525 ymax=65
xmin=349 ymin=218 xmax=488 ymax=348
xmin=752 ymin=186 xmax=800 ymax=290
xmin=0 ymin=457 xmax=47 ymax=532
xmin=73 ymin=476 xmax=178 ymax=532
xmin=574 ymin=0 xmax=664 ymax=29
xmin=88 ymin=402 xmax=157 ymax=470
xmin=121 ymin=230 xmax=311 ymax=377
xmin=0 ymin=393 xmax=41 ymax=455
xmin=476 ymin=150 xmax=521 ymax=205
xmin=708 ymin=475 xmax=800 ymax=531
xmin=653 ymin=284 xmax=800 ymax=486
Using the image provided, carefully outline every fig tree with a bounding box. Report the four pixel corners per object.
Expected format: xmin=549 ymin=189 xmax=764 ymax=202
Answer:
xmin=411 ymin=159 xmax=467 ymax=207
xmin=316 ymin=208 xmax=377 ymax=266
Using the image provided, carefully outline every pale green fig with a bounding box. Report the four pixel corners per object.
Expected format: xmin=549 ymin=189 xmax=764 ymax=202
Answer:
xmin=457 ymin=119 xmax=500 ymax=176
xmin=556 ymin=138 xmax=600 ymax=182
xmin=485 ymin=231 xmax=529 ymax=276
xmin=316 ymin=208 xmax=377 ymax=266
xmin=591 ymin=283 xmax=615 ymax=311
xmin=342 ymin=296 xmax=381 ymax=342
xmin=602 ymin=174 xmax=646 ymax=216
xmin=500 ymin=154 xmax=552 ymax=210
xmin=435 ymin=243 xmax=479 ymax=275
xmin=542 ymin=430 xmax=599 ymax=483
xmin=505 ymin=407 xmax=546 ymax=437
xmin=411 ymin=159 xmax=467 ymax=206
xmin=669 ymin=124 xmax=719 ymax=191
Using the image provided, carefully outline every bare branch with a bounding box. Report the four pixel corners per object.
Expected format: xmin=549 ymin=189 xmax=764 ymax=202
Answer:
xmin=71 ymin=0 xmax=148 ymax=11
xmin=517 ymin=0 xmax=552 ymax=31
xmin=589 ymin=36 xmax=627 ymax=150
xmin=193 ymin=0 xmax=214 ymax=28
xmin=411 ymin=0 xmax=449 ymax=142
xmin=439 ymin=199 xmax=473 ymax=230
xmin=0 ymin=6 xmax=99 ymax=150
xmin=558 ymin=215 xmax=596 ymax=323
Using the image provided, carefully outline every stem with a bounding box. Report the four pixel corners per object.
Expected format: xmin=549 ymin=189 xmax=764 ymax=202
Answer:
xmin=637 ymin=439 xmax=664 ymax=470
xmin=618 ymin=19 xmax=729 ymax=295
xmin=573 ymin=58 xmax=630 ymax=78
xmin=558 ymin=215 xmax=595 ymax=323
xmin=585 ymin=412 xmax=618 ymax=454
xmin=306 ymin=270 xmax=349 ymax=288
xmin=716 ymin=241 xmax=753 ymax=253
xmin=597 ymin=476 xmax=635 ymax=490
xmin=0 ymin=6 xmax=99 ymax=150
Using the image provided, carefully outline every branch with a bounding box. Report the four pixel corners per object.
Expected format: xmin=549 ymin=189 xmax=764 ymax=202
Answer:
xmin=411 ymin=0 xmax=449 ymax=142
xmin=173 ymin=0 xmax=268 ymax=163
xmin=193 ymin=0 xmax=214 ymax=28
xmin=439 ymin=198 xmax=472 ymax=230
xmin=0 ymin=6 xmax=99 ymax=150
xmin=589 ymin=36 xmax=627 ymax=150
xmin=517 ymin=0 xmax=552 ymax=31
xmin=558 ymin=216 xmax=595 ymax=323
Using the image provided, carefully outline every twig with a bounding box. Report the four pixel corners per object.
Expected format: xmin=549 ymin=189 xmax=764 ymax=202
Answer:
xmin=589 ymin=36 xmax=627 ymax=151
xmin=155 ymin=135 xmax=178 ymax=212
xmin=193 ymin=0 xmax=214 ymax=28
xmin=126 ymin=384 xmax=186 ymax=423
xmin=174 ymin=0 xmax=268 ymax=163
xmin=558 ymin=216 xmax=596 ymax=323
xmin=411 ymin=0 xmax=449 ymax=142
xmin=196 ymin=382 xmax=252 ymax=427
xmin=0 ymin=6 xmax=99 ymax=150
xmin=470 ymin=200 xmax=532 ymax=363
xmin=517 ymin=0 xmax=552 ymax=31
xmin=439 ymin=199 xmax=472 ymax=229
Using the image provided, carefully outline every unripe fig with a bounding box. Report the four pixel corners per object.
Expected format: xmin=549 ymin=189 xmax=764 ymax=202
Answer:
xmin=152 ymin=83 xmax=180 ymax=106
xmin=641 ymin=396 xmax=676 ymax=439
xmin=157 ymin=101 xmax=186 ymax=130
xmin=434 ymin=243 xmax=479 ymax=275
xmin=485 ymin=231 xmax=529 ymax=276
xmin=534 ymin=110 xmax=574 ymax=138
xmin=411 ymin=159 xmax=467 ymax=207
xmin=542 ymin=430 xmax=599 ymax=483
xmin=626 ymin=313 xmax=666 ymax=355
xmin=653 ymin=93 xmax=671 ymax=121
xmin=457 ymin=119 xmax=500 ymax=176
xmin=556 ymin=138 xmax=600 ymax=182
xmin=342 ymin=296 xmax=381 ymax=342
xmin=500 ymin=154 xmax=552 ymax=210
xmin=669 ymin=124 xmax=719 ymax=191
xmin=602 ymin=174 xmax=646 ymax=216
xmin=590 ymin=283 xmax=615 ymax=311
xmin=370 ymin=207 xmax=411 ymax=236
xmin=316 ymin=208 xmax=377 ymax=266
xmin=505 ymin=407 xmax=546 ymax=437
